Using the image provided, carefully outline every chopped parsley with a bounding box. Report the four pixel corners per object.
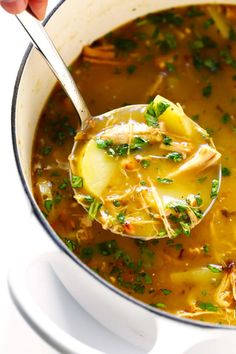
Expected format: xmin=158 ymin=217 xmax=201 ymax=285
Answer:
xmin=65 ymin=239 xmax=77 ymax=252
xmin=84 ymin=195 xmax=94 ymax=204
xmin=202 ymin=84 xmax=212 ymax=98
xmin=166 ymin=62 xmax=175 ymax=72
xmin=151 ymin=302 xmax=166 ymax=309
xmin=191 ymin=114 xmax=199 ymax=121
xmin=71 ymin=175 xmax=83 ymax=188
xmin=210 ymin=179 xmax=219 ymax=199
xmin=195 ymin=194 xmax=203 ymax=207
xmin=207 ymin=264 xmax=223 ymax=273
xmin=98 ymin=240 xmax=118 ymax=256
xmin=113 ymin=200 xmax=121 ymax=207
xmin=44 ymin=199 xmax=53 ymax=213
xmin=166 ymin=152 xmax=183 ymax=162
xmin=203 ymin=18 xmax=214 ymax=29
xmin=161 ymin=288 xmax=172 ymax=295
xmin=96 ymin=138 xmax=113 ymax=149
xmin=203 ymin=244 xmax=209 ymax=254
xmin=117 ymin=212 xmax=126 ymax=224
xmin=145 ymin=100 xmax=170 ymax=127
xmin=41 ymin=145 xmax=52 ymax=156
xmin=187 ymin=6 xmax=204 ymax=17
xmin=198 ymin=302 xmax=218 ymax=312
xmin=157 ymin=177 xmax=173 ymax=184
xmin=221 ymin=167 xmax=231 ymax=177
xmin=130 ymin=137 xmax=148 ymax=150
xmin=141 ymin=159 xmax=150 ymax=169
xmin=180 ymin=221 xmax=191 ymax=236
xmin=114 ymin=38 xmax=137 ymax=52
xmin=127 ymin=64 xmax=137 ymax=74
xmin=81 ymin=247 xmax=94 ymax=259
xmin=157 ymin=32 xmax=177 ymax=52
xmin=221 ymin=113 xmax=230 ymax=124
xmin=88 ymin=200 xmax=102 ymax=220
xmin=163 ymin=135 xmax=172 ymax=145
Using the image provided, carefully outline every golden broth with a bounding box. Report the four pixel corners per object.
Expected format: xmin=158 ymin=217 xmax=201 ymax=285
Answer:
xmin=32 ymin=5 xmax=236 ymax=324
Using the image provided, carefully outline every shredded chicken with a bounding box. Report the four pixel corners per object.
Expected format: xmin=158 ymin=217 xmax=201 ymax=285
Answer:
xmin=148 ymin=177 xmax=175 ymax=238
xmin=168 ymin=144 xmax=221 ymax=178
xmin=215 ymin=270 xmax=236 ymax=308
xmin=83 ymin=45 xmax=124 ymax=65
xmin=160 ymin=141 xmax=193 ymax=154
xmin=146 ymin=75 xmax=164 ymax=99
xmin=99 ymin=121 xmax=162 ymax=145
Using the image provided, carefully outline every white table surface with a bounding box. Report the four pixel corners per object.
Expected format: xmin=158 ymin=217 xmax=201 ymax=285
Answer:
xmin=0 ymin=2 xmax=62 ymax=353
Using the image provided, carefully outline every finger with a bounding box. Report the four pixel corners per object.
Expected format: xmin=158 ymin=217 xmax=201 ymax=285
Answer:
xmin=28 ymin=0 xmax=48 ymax=20
xmin=0 ymin=0 xmax=28 ymax=14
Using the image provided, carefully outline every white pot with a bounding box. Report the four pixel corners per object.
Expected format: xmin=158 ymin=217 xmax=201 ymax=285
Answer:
xmin=10 ymin=0 xmax=236 ymax=353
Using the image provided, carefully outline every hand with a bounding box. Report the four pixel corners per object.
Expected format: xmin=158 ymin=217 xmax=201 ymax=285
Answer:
xmin=0 ymin=0 xmax=48 ymax=20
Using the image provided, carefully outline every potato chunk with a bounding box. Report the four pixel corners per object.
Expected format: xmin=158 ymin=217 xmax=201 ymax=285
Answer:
xmin=79 ymin=139 xmax=118 ymax=197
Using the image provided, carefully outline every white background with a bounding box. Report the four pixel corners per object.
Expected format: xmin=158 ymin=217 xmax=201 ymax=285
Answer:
xmin=0 ymin=1 xmax=60 ymax=352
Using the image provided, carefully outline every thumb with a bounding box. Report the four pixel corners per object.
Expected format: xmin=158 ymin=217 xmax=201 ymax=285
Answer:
xmin=28 ymin=0 xmax=48 ymax=20
xmin=0 ymin=0 xmax=28 ymax=14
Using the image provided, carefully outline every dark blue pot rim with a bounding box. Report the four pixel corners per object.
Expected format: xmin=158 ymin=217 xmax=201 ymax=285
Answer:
xmin=11 ymin=0 xmax=234 ymax=333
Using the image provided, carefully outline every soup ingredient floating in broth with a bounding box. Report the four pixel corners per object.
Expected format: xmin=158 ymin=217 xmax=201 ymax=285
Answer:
xmin=69 ymin=95 xmax=221 ymax=240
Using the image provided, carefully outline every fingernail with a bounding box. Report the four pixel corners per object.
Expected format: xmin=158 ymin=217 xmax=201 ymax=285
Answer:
xmin=1 ymin=0 xmax=27 ymax=14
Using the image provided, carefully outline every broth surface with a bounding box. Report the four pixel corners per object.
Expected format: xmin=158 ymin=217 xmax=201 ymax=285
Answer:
xmin=32 ymin=5 xmax=236 ymax=324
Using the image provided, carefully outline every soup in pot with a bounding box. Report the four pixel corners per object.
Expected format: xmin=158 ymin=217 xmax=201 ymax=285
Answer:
xmin=32 ymin=5 xmax=236 ymax=325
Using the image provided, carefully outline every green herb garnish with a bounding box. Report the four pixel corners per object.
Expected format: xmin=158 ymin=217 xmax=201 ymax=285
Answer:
xmin=180 ymin=221 xmax=191 ymax=236
xmin=96 ymin=138 xmax=113 ymax=149
xmin=113 ymin=200 xmax=121 ymax=207
xmin=161 ymin=288 xmax=172 ymax=295
xmin=98 ymin=240 xmax=118 ymax=256
xmin=163 ymin=135 xmax=172 ymax=145
xmin=88 ymin=200 xmax=102 ymax=220
xmin=84 ymin=195 xmax=94 ymax=204
xmin=187 ymin=6 xmax=204 ymax=17
xmin=157 ymin=32 xmax=177 ymax=52
xmin=127 ymin=64 xmax=137 ymax=74
xmin=41 ymin=145 xmax=52 ymax=156
xmin=221 ymin=167 xmax=231 ymax=177
xmin=71 ymin=175 xmax=83 ymax=188
xmin=140 ymin=159 xmax=150 ymax=169
xmin=198 ymin=302 xmax=218 ymax=312
xmin=65 ymin=239 xmax=77 ymax=252
xmin=167 ymin=152 xmax=183 ymax=162
xmin=130 ymin=137 xmax=148 ymax=150
xmin=203 ymin=18 xmax=214 ymax=29
xmin=145 ymin=100 xmax=170 ymax=127
xmin=195 ymin=194 xmax=203 ymax=206
xmin=207 ymin=264 xmax=223 ymax=273
xmin=210 ymin=179 xmax=219 ymax=199
xmin=44 ymin=199 xmax=53 ymax=213
xmin=221 ymin=113 xmax=230 ymax=124
xmin=81 ymin=247 xmax=94 ymax=259
xmin=157 ymin=177 xmax=173 ymax=184
xmin=151 ymin=302 xmax=166 ymax=309
xmin=117 ymin=212 xmax=126 ymax=224
xmin=202 ymin=84 xmax=212 ymax=97
xmin=114 ymin=38 xmax=137 ymax=52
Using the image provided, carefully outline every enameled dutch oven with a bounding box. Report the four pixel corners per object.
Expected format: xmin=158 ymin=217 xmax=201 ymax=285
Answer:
xmin=10 ymin=1 xmax=236 ymax=353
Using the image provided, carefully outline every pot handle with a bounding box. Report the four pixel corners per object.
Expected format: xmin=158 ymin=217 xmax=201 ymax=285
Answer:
xmin=8 ymin=253 xmax=109 ymax=354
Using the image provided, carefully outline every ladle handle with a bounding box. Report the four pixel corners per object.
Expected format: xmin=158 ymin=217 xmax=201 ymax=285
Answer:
xmin=16 ymin=11 xmax=92 ymax=131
